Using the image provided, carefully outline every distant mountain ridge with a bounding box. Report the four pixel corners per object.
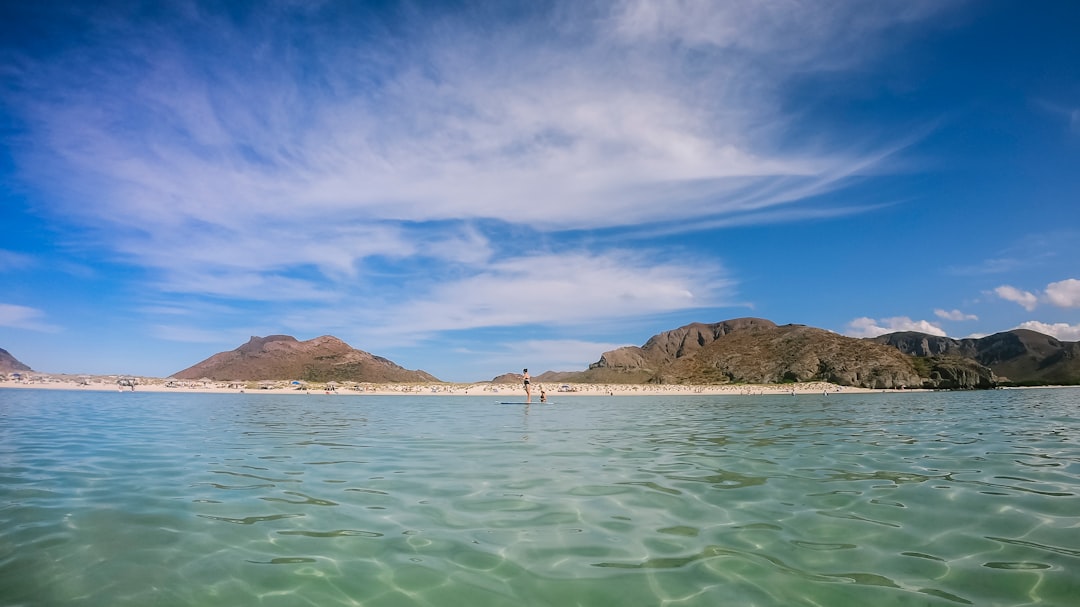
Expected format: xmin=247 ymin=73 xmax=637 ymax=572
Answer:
xmin=0 ymin=347 xmax=33 ymax=374
xmin=8 ymin=320 xmax=1076 ymax=388
xmin=871 ymin=329 xmax=1080 ymax=386
xmin=562 ymin=318 xmax=996 ymax=389
xmin=172 ymin=335 xmax=439 ymax=383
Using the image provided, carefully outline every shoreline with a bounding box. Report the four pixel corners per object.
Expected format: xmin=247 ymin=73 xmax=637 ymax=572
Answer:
xmin=1 ymin=376 xmax=882 ymax=396
xmin=6 ymin=376 xmax=1069 ymax=397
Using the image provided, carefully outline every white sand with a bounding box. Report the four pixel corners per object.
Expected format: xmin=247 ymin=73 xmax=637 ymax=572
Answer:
xmin=1 ymin=375 xmax=882 ymax=396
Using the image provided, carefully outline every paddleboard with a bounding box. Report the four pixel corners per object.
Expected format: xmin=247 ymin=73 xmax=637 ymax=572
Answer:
xmin=498 ymin=402 xmax=551 ymax=405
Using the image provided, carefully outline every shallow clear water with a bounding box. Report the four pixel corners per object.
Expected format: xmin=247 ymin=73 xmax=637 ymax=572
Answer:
xmin=1 ymin=388 xmax=1078 ymax=606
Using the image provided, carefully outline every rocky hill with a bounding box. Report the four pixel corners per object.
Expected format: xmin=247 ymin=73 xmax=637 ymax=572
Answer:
xmin=491 ymin=372 xmax=524 ymax=384
xmin=564 ymin=318 xmax=995 ymax=389
xmin=172 ymin=335 xmax=439 ymax=383
xmin=0 ymin=347 xmax=33 ymax=374
xmin=872 ymin=329 xmax=1080 ymax=386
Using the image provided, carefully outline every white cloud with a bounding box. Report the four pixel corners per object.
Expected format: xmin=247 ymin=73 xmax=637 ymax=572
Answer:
xmin=845 ymin=316 xmax=946 ymax=338
xmin=993 ymin=279 xmax=1080 ymax=311
xmin=0 ymin=303 xmax=62 ymax=333
xmin=610 ymin=0 xmax=944 ymax=65
xmin=1015 ymin=321 xmax=1080 ymax=341
xmin=1045 ymin=278 xmax=1080 ymax=308
xmin=994 ymin=285 xmax=1039 ymax=311
xmin=0 ymin=1 xmax=961 ymax=373
xmin=375 ymin=251 xmax=731 ymax=335
xmin=934 ymin=308 xmax=978 ymax=321
xmin=1 ymin=1 xmax=949 ymax=292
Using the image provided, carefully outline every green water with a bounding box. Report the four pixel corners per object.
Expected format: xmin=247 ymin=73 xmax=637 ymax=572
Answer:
xmin=1 ymin=388 xmax=1077 ymax=606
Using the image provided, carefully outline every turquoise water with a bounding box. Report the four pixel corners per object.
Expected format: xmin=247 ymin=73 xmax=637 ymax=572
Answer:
xmin=1 ymin=389 xmax=1078 ymax=606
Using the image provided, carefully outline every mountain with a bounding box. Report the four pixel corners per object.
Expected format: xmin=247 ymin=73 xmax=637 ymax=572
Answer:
xmin=565 ymin=318 xmax=995 ymax=389
xmin=491 ymin=372 xmax=524 ymax=384
xmin=593 ymin=318 xmax=778 ymax=377
xmin=872 ymin=329 xmax=1080 ymax=386
xmin=0 ymin=347 xmax=33 ymax=374
xmin=172 ymin=335 xmax=439 ymax=383
xmin=532 ymin=370 xmax=581 ymax=383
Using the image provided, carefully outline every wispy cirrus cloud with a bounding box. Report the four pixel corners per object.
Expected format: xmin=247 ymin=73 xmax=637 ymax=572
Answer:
xmin=0 ymin=303 xmax=62 ymax=333
xmin=0 ymin=250 xmax=36 ymax=271
xmin=945 ymin=231 xmax=1071 ymax=276
xmin=4 ymin=2 xmax=944 ymax=263
xmin=0 ymin=1 xmax=958 ymax=366
xmin=375 ymin=250 xmax=731 ymax=335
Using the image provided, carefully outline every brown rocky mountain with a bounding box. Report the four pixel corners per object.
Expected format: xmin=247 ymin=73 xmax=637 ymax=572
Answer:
xmin=0 ymin=347 xmax=33 ymax=374
xmin=172 ymin=335 xmax=439 ymax=383
xmin=564 ymin=318 xmax=995 ymax=389
xmin=872 ymin=329 xmax=1080 ymax=386
xmin=491 ymin=372 xmax=524 ymax=384
xmin=593 ymin=318 xmax=778 ymax=376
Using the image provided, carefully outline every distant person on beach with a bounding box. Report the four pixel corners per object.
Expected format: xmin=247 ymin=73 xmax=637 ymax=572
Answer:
xmin=523 ymin=368 xmax=531 ymax=403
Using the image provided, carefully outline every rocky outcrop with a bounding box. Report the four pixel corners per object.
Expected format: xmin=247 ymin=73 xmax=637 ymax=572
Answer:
xmin=570 ymin=319 xmax=994 ymax=389
xmin=874 ymin=329 xmax=1079 ymax=386
xmin=658 ymin=324 xmax=926 ymax=389
xmin=917 ymin=356 xmax=997 ymax=390
xmin=872 ymin=332 xmax=977 ymax=358
xmin=172 ymin=335 xmax=439 ymax=383
xmin=0 ymin=347 xmax=33 ymax=374
xmin=590 ymin=318 xmax=776 ymax=372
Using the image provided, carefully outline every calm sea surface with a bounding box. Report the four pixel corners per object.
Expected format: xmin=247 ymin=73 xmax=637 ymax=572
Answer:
xmin=1 ymin=388 xmax=1078 ymax=606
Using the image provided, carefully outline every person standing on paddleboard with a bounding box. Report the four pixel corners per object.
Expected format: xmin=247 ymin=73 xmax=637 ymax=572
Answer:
xmin=523 ymin=368 xmax=531 ymax=403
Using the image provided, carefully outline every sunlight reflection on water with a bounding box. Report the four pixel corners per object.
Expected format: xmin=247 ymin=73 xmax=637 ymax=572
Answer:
xmin=1 ymin=388 xmax=1078 ymax=606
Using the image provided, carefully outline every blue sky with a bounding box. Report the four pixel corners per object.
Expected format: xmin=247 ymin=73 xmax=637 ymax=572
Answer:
xmin=1 ymin=0 xmax=1078 ymax=382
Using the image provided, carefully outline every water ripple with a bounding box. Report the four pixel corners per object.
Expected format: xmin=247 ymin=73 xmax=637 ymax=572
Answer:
xmin=2 ymin=388 xmax=1079 ymax=606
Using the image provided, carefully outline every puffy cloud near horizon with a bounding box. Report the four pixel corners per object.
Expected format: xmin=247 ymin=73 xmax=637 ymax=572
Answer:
xmin=1015 ymin=321 xmax=1080 ymax=341
xmin=1045 ymin=279 xmax=1080 ymax=308
xmin=994 ymin=279 xmax=1080 ymax=312
xmin=994 ymin=285 xmax=1039 ymax=311
xmin=844 ymin=316 xmax=947 ymax=339
xmin=934 ymin=308 xmax=978 ymax=321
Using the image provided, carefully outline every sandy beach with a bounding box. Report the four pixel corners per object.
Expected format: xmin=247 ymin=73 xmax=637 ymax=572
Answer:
xmin=1 ymin=375 xmax=882 ymax=396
